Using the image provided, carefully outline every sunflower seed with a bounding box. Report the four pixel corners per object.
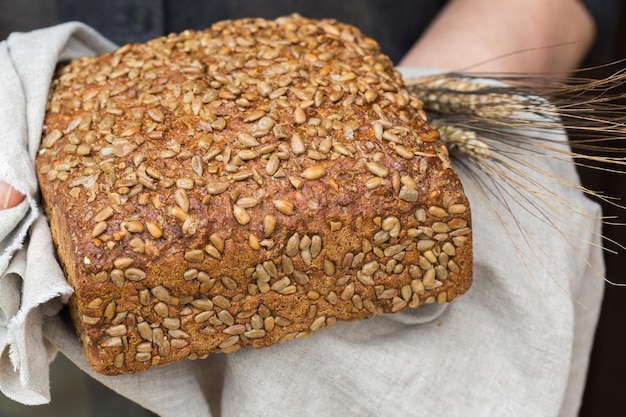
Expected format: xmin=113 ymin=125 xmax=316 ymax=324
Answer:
xmin=309 ymin=316 xmax=326 ymax=331
xmin=91 ymin=222 xmax=107 ymax=238
xmin=94 ymin=206 xmax=114 ymax=222
xmin=233 ymin=204 xmax=251 ymax=225
xmin=237 ymin=132 xmax=260 ymax=147
xmin=268 ymin=276 xmax=289 ymax=292
xmin=399 ymin=186 xmax=419 ymax=202
xmin=366 ymin=161 xmax=389 ymax=177
xmin=151 ymin=285 xmax=170 ymax=303
xmin=217 ymin=310 xmax=235 ymax=326
xmin=281 ymin=255 xmax=295 ymax=275
xmin=244 ymin=329 xmax=266 ymax=339
xmin=356 ymin=271 xmax=375 ymax=286
xmin=219 ymin=335 xmax=240 ymax=349
xmin=301 ymin=165 xmax=326 ymax=180
xmin=448 ymin=204 xmax=467 ymax=214
xmin=191 ymin=299 xmax=214 ymax=310
xmin=124 ymin=268 xmax=146 ymax=281
xmin=428 ymin=206 xmax=448 ymax=218
xmin=266 ymin=154 xmax=280 ymax=175
xmin=185 ymin=249 xmax=204 ymax=263
xmin=212 ymin=295 xmax=231 ymax=309
xmin=273 ymin=199 xmax=294 ymax=215
xmin=106 ymin=324 xmax=127 ymax=337
xmin=207 ymin=181 xmax=229 ymax=195
xmin=294 ymin=107 xmax=307 ymax=124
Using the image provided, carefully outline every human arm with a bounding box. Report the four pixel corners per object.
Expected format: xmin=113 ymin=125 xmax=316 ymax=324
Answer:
xmin=399 ymin=0 xmax=596 ymax=74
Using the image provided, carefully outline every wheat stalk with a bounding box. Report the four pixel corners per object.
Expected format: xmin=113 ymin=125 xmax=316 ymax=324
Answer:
xmin=405 ymin=68 xmax=626 ymax=290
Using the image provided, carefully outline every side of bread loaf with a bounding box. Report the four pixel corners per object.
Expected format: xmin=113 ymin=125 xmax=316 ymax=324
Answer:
xmin=36 ymin=14 xmax=472 ymax=375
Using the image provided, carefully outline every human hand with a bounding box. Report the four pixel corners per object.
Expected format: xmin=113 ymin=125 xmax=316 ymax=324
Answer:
xmin=0 ymin=180 xmax=25 ymax=210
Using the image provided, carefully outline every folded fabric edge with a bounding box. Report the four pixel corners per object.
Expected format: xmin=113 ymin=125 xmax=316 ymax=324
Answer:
xmin=0 ymin=198 xmax=39 ymax=281
xmin=0 ymin=308 xmax=51 ymax=405
xmin=0 ymin=22 xmax=116 ymax=406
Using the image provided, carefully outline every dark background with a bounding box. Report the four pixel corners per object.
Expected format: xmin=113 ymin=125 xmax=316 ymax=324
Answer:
xmin=0 ymin=1 xmax=625 ymax=416
xmin=577 ymin=7 xmax=626 ymax=415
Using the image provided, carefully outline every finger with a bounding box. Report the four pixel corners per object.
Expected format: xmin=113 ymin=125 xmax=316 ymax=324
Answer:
xmin=0 ymin=180 xmax=25 ymax=210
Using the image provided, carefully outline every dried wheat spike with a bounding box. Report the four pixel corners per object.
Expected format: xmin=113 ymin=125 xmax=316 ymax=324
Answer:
xmin=406 ymin=68 xmax=626 ymax=287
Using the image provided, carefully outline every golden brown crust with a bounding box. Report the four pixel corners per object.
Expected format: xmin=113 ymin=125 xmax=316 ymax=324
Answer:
xmin=36 ymin=14 xmax=472 ymax=375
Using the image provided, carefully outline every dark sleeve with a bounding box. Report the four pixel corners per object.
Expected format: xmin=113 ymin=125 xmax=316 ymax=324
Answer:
xmin=0 ymin=0 xmax=58 ymax=41
xmin=1 ymin=0 xmax=620 ymax=68
xmin=161 ymin=0 xmax=448 ymax=64
xmin=0 ymin=0 xmax=448 ymax=64
xmin=580 ymin=0 xmax=622 ymax=65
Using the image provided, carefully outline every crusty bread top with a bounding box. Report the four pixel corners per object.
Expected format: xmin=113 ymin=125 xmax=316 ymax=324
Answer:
xmin=37 ymin=14 xmax=472 ymax=374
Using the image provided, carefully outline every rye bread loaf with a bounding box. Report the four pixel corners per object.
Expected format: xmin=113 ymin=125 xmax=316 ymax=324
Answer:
xmin=36 ymin=14 xmax=472 ymax=375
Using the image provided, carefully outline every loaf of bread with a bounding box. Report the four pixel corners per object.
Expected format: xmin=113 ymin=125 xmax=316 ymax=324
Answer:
xmin=36 ymin=14 xmax=472 ymax=375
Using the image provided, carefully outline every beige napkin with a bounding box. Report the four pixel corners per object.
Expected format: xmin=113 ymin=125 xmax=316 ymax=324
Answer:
xmin=0 ymin=23 xmax=604 ymax=417
xmin=0 ymin=22 xmax=114 ymax=405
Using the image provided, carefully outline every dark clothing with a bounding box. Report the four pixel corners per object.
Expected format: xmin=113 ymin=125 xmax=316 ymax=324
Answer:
xmin=1 ymin=0 xmax=447 ymax=64
xmin=0 ymin=0 xmax=620 ymax=66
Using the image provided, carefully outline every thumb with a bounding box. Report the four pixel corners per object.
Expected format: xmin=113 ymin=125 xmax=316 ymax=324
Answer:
xmin=0 ymin=180 xmax=25 ymax=210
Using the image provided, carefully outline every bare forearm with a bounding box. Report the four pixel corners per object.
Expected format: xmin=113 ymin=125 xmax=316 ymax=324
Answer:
xmin=399 ymin=0 xmax=596 ymax=74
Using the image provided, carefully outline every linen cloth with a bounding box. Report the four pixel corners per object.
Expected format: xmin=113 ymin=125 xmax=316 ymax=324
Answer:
xmin=0 ymin=23 xmax=605 ymax=416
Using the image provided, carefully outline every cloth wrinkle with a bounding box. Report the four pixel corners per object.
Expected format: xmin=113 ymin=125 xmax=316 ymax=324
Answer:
xmin=0 ymin=27 xmax=605 ymax=417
